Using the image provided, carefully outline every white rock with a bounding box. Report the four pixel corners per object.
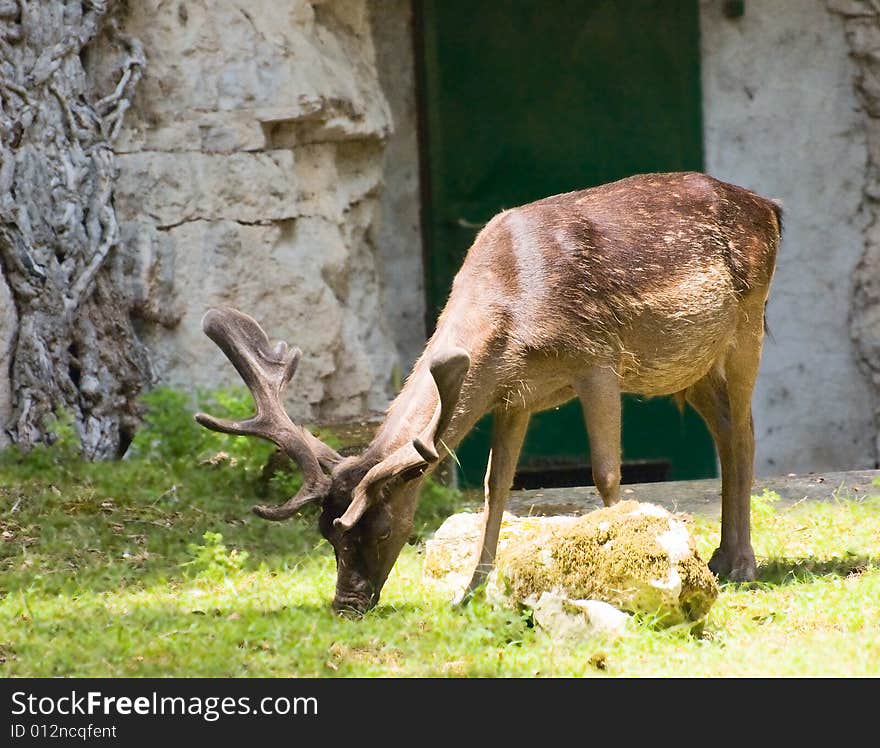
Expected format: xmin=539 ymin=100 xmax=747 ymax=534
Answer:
xmin=530 ymin=592 xmax=630 ymax=639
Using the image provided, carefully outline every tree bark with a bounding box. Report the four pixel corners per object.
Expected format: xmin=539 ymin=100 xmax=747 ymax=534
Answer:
xmin=0 ymin=0 xmax=150 ymax=458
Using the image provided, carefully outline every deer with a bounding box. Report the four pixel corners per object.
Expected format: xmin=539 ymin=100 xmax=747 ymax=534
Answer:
xmin=194 ymin=171 xmax=783 ymax=615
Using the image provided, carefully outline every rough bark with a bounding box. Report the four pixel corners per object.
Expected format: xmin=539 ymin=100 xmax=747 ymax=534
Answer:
xmin=0 ymin=0 xmax=150 ymax=458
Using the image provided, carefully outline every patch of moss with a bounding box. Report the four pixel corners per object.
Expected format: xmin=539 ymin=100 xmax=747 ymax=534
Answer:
xmin=498 ymin=501 xmax=718 ymax=624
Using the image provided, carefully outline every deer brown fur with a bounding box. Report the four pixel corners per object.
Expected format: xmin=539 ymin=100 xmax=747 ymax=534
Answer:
xmin=196 ymin=171 xmax=783 ymax=614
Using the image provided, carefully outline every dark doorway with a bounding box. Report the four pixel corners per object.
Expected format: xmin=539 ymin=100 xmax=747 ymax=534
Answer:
xmin=414 ymin=0 xmax=718 ymax=489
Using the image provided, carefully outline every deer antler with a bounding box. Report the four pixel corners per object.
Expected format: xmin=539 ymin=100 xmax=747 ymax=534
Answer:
xmin=194 ymin=307 xmax=342 ymax=520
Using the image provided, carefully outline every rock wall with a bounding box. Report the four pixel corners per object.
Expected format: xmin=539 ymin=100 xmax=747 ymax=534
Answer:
xmin=112 ymin=0 xmax=401 ymax=423
xmin=2 ymin=1 xmax=876 ymax=471
xmin=828 ymin=0 xmax=880 ymax=465
xmin=369 ymin=0 xmax=427 ymax=378
xmin=701 ymin=0 xmax=879 ymax=473
xmin=0 ymin=273 xmax=14 ymax=448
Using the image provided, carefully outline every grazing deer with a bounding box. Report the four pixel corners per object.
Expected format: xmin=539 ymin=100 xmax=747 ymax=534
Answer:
xmin=195 ymin=171 xmax=782 ymax=614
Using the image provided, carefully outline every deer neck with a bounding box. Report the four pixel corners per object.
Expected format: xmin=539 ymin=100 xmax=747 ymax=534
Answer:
xmin=368 ymin=355 xmax=442 ymax=458
xmin=368 ymin=346 xmax=498 ymax=465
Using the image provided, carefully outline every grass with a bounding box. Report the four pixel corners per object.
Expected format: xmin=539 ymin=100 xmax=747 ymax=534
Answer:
xmin=0 ymin=388 xmax=878 ymax=677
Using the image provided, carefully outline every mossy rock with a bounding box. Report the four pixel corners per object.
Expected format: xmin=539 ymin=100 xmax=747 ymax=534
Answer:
xmin=425 ymin=500 xmax=719 ymax=626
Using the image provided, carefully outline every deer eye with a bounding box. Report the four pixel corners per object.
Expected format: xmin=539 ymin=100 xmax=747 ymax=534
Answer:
xmin=373 ymin=508 xmax=393 ymax=542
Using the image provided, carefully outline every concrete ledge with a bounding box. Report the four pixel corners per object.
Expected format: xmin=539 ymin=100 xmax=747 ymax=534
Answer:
xmin=497 ymin=469 xmax=880 ymax=519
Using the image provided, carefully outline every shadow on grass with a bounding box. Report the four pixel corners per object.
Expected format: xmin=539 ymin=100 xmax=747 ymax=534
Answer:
xmin=0 ymin=457 xmax=468 ymax=599
xmin=360 ymin=600 xmax=440 ymax=619
xmin=0 ymin=472 xmax=334 ymax=597
xmin=733 ymin=554 xmax=876 ymax=587
xmin=3 ymin=547 xmax=330 ymax=591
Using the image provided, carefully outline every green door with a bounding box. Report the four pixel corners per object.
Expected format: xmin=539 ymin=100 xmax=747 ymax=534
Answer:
xmin=415 ymin=0 xmax=717 ymax=489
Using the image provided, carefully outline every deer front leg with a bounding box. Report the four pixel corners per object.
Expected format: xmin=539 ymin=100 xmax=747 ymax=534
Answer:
xmin=573 ymin=366 xmax=622 ymax=507
xmin=459 ymin=407 xmax=530 ymax=604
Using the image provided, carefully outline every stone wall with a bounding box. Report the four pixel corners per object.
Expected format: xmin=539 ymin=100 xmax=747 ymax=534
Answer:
xmin=828 ymin=0 xmax=880 ymax=465
xmin=112 ymin=0 xmax=403 ymax=424
xmin=0 ymin=273 xmax=14 ymax=447
xmin=2 ymin=0 xmax=877 ymax=473
xmin=700 ymin=0 xmax=878 ymax=474
xmin=369 ymin=0 xmax=427 ymax=377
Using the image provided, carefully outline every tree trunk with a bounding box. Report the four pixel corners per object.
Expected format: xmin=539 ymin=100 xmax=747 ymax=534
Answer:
xmin=0 ymin=0 xmax=150 ymax=458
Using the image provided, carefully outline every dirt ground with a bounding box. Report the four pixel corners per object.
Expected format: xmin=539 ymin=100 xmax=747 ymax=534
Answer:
xmin=465 ymin=469 xmax=880 ymax=519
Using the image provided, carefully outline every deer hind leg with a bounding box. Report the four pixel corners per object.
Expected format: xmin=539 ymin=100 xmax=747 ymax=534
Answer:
xmin=460 ymin=407 xmax=530 ymax=603
xmin=687 ymin=317 xmax=763 ymax=582
xmin=573 ymin=366 xmax=622 ymax=507
xmin=684 ymin=367 xmax=748 ymax=580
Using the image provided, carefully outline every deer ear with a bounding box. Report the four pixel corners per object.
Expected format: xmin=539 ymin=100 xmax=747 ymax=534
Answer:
xmin=412 ymin=347 xmax=470 ymax=461
xmin=333 ymin=347 xmax=470 ymax=532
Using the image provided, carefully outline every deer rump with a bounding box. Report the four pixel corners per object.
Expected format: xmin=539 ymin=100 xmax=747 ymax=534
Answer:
xmin=195 ymin=171 xmax=783 ymax=614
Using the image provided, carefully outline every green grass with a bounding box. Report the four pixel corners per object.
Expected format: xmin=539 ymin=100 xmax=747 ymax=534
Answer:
xmin=0 ymin=389 xmax=878 ymax=677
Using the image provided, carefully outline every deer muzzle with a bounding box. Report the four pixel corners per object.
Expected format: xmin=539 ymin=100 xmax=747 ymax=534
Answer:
xmin=331 ymin=578 xmax=378 ymax=616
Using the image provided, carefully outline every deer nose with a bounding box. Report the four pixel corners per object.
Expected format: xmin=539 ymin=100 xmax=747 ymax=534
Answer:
xmin=331 ymin=571 xmax=376 ymax=616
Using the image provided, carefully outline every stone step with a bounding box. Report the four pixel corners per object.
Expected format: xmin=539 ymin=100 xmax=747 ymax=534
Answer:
xmin=464 ymin=469 xmax=880 ymax=519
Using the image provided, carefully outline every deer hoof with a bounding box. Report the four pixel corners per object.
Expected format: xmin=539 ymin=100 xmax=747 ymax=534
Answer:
xmin=708 ymin=546 xmax=757 ymax=583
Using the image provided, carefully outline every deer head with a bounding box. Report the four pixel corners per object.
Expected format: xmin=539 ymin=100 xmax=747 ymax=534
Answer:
xmin=194 ymin=307 xmax=469 ymax=614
